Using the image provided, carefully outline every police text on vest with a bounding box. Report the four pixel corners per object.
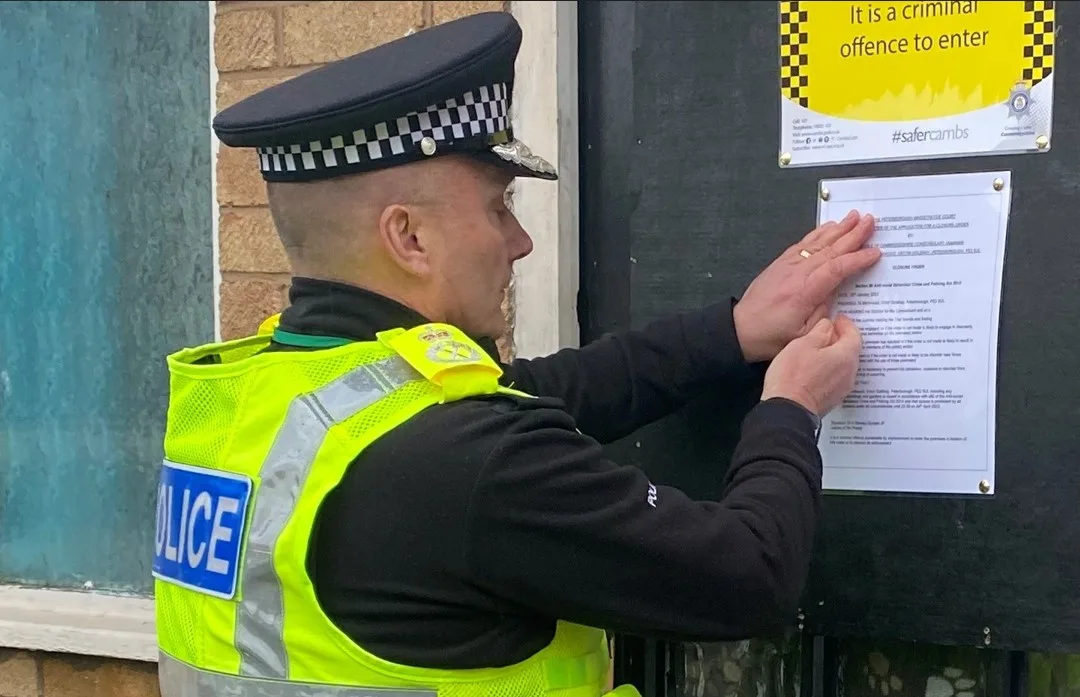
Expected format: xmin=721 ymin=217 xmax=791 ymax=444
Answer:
xmin=152 ymin=460 xmax=253 ymax=600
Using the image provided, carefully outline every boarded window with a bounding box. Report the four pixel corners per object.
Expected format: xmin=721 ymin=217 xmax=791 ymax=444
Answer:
xmin=0 ymin=1 xmax=213 ymax=594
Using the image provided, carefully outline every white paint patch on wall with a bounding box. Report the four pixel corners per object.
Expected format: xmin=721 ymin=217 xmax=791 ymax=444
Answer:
xmin=508 ymin=0 xmax=581 ymax=358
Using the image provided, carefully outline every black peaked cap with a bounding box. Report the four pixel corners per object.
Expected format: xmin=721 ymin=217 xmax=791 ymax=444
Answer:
xmin=212 ymin=11 xmax=556 ymax=182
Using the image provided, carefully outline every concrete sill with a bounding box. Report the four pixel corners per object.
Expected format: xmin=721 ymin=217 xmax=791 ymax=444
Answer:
xmin=0 ymin=585 xmax=156 ymax=662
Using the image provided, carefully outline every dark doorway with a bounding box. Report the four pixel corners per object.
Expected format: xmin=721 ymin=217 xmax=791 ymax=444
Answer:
xmin=578 ymin=2 xmax=1080 ymax=696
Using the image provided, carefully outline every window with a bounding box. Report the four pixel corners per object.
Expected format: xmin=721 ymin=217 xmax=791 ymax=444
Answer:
xmin=0 ymin=0 xmax=213 ymax=598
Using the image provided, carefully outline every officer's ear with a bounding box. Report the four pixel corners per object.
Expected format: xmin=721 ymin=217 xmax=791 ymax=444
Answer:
xmin=377 ymin=202 xmax=432 ymax=279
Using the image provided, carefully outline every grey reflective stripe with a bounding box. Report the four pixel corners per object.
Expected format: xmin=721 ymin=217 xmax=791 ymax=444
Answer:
xmin=235 ymin=356 xmax=421 ymax=679
xmin=160 ymin=651 xmax=437 ymax=697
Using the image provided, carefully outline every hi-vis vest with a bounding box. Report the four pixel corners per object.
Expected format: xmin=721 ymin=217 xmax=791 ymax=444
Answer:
xmin=153 ymin=317 xmax=641 ymax=697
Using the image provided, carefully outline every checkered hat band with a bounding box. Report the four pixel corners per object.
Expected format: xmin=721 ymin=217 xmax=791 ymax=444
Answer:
xmin=257 ymin=83 xmax=510 ymax=174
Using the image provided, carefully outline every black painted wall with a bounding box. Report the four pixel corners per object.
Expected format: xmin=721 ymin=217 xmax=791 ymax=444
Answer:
xmin=579 ymin=0 xmax=1080 ymax=654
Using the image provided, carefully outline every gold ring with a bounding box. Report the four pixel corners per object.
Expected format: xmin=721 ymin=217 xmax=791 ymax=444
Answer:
xmin=799 ymin=249 xmax=812 ymax=259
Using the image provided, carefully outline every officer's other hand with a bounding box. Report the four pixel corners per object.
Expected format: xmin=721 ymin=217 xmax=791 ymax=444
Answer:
xmin=760 ymin=315 xmax=862 ymax=417
xmin=732 ymin=210 xmax=879 ymax=363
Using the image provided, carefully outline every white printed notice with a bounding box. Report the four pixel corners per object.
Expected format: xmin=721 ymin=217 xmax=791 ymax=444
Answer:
xmin=817 ymin=171 xmax=1012 ymax=495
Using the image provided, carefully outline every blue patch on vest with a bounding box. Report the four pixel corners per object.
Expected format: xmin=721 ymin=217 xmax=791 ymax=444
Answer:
xmin=152 ymin=460 xmax=252 ymax=600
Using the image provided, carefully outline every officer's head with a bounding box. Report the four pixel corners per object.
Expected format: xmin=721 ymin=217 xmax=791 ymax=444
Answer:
xmin=263 ymin=151 xmax=534 ymax=339
xmin=212 ymin=12 xmax=555 ymax=341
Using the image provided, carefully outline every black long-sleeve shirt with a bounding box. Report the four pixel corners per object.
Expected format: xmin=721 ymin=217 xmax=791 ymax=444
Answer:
xmin=274 ymin=278 xmax=822 ymax=669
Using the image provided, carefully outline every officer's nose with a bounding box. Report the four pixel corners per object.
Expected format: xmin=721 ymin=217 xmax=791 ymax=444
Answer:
xmin=509 ymin=222 xmax=533 ymax=262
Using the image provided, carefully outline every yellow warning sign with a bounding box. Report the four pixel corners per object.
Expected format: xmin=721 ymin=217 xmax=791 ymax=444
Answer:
xmin=778 ymin=1 xmax=1055 ymax=167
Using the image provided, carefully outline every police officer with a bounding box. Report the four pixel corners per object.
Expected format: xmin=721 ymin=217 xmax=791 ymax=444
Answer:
xmin=152 ymin=11 xmax=879 ymax=697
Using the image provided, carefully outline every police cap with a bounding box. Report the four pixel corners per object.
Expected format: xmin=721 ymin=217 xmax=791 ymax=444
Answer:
xmin=212 ymin=11 xmax=556 ymax=183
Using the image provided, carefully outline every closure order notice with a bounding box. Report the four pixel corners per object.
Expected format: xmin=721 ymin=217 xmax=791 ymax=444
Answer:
xmin=817 ymin=171 xmax=1011 ymax=495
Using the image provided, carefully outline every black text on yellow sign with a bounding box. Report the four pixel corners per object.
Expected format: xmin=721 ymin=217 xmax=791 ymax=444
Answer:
xmin=779 ymin=1 xmax=1055 ymax=121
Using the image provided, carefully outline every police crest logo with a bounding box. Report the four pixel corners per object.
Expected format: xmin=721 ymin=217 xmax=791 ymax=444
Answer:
xmin=152 ymin=460 xmax=253 ymax=600
xmin=426 ymin=339 xmax=481 ymax=364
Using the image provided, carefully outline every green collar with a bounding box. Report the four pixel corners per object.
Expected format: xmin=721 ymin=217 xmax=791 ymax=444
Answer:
xmin=271 ymin=328 xmax=355 ymax=348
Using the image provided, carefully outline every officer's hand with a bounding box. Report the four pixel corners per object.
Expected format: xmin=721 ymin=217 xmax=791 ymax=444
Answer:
xmin=761 ymin=315 xmax=862 ymax=417
xmin=732 ymin=210 xmax=879 ymax=363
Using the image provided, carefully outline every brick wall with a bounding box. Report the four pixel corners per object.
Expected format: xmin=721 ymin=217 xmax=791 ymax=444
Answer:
xmin=0 ymin=648 xmax=159 ymax=697
xmin=214 ymin=0 xmax=513 ymax=357
xmin=0 ymin=4 xmax=511 ymax=697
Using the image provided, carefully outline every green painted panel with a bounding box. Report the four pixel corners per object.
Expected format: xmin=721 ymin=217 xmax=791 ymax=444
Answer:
xmin=1027 ymin=654 xmax=1080 ymax=697
xmin=0 ymin=1 xmax=213 ymax=594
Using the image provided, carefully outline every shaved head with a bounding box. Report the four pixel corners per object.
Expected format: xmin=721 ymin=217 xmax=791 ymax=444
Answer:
xmin=264 ymin=154 xmax=532 ymax=339
xmin=267 ymin=163 xmax=435 ymax=279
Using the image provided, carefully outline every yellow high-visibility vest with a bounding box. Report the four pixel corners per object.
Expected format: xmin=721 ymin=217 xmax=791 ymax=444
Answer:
xmin=153 ymin=318 xmax=640 ymax=697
